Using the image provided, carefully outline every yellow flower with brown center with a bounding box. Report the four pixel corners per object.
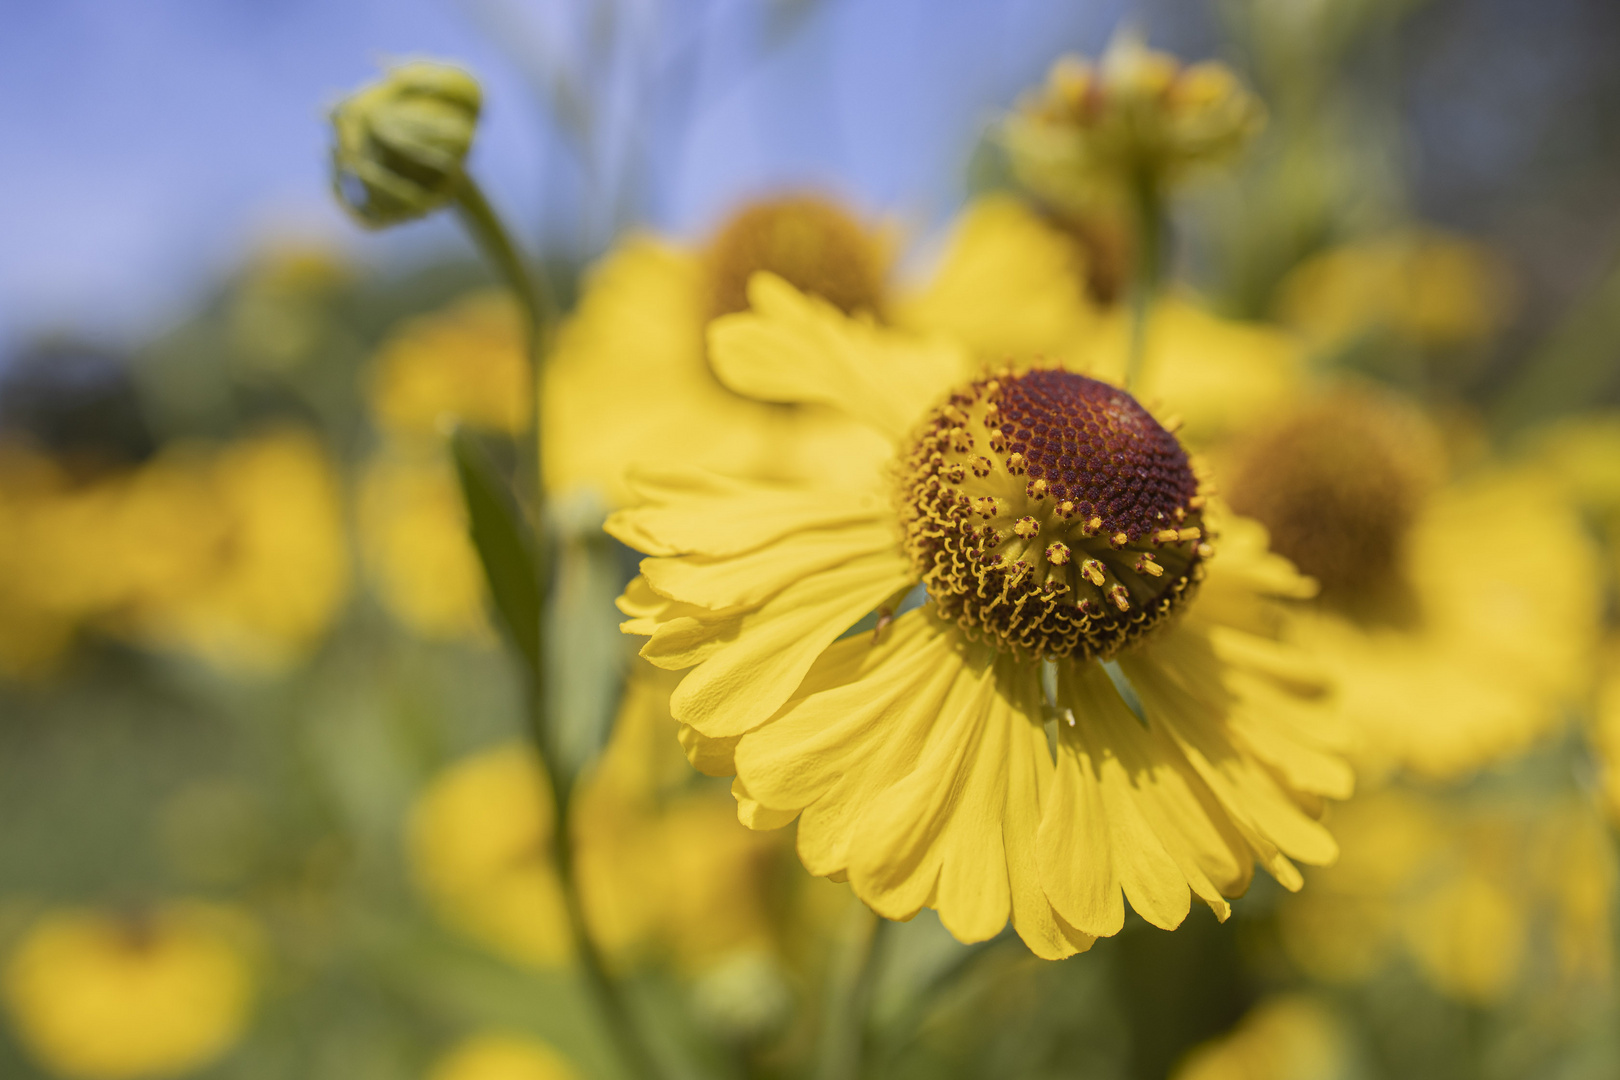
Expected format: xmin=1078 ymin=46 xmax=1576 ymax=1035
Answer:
xmin=1 ymin=903 xmax=260 ymax=1080
xmin=610 ymin=276 xmax=1350 ymax=957
xmin=1002 ymin=33 xmax=1265 ymax=215
xmin=1226 ymin=388 xmax=1601 ymax=779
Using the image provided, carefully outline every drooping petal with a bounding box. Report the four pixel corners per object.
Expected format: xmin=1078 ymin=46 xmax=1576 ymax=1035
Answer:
xmin=607 ymin=470 xmax=888 ymax=558
xmin=669 ymin=548 xmax=915 ymax=738
xmin=708 ymin=274 xmax=973 ymax=438
xmin=641 ymin=520 xmax=900 ymax=611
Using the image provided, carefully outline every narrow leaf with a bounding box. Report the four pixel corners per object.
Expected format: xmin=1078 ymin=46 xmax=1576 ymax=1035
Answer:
xmin=450 ymin=428 xmax=542 ymax=680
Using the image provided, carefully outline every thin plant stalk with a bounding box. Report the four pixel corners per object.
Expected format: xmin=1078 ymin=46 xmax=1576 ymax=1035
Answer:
xmin=813 ymin=904 xmax=890 ymax=1080
xmin=452 ymin=171 xmax=665 ymax=1080
xmin=1124 ymin=173 xmax=1165 ymax=394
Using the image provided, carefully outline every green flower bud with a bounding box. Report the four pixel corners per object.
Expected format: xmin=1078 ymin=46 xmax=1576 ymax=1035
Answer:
xmin=1002 ymin=32 xmax=1265 ymax=214
xmin=329 ymin=60 xmax=482 ymax=228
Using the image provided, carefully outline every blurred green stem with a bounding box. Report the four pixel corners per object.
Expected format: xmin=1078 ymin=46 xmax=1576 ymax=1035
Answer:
xmin=814 ymin=904 xmax=889 ymax=1080
xmin=452 ymin=172 xmax=665 ymax=1080
xmin=1124 ymin=174 xmax=1165 ymax=393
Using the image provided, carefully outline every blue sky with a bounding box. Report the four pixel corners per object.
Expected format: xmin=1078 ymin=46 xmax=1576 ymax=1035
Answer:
xmin=0 ymin=0 xmax=1160 ymax=352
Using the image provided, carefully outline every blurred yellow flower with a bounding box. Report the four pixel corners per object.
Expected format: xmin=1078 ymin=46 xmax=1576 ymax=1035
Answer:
xmin=1227 ymin=389 xmax=1600 ymax=779
xmin=1172 ymin=995 xmax=1350 ymax=1080
xmin=358 ymin=446 xmax=492 ymax=641
xmin=408 ymin=740 xmax=572 ymax=968
xmin=0 ymin=428 xmax=348 ymax=677
xmin=1280 ymin=787 xmax=1614 ymax=1004
xmin=127 ymin=429 xmax=351 ymax=673
xmin=1 ymin=902 xmax=259 ymax=1080
xmin=427 ymin=1033 xmax=580 ymax=1080
xmin=368 ymin=291 xmax=532 ymax=440
xmin=408 ymin=663 xmax=786 ymax=972
xmin=1276 ymin=230 xmax=1514 ymax=353
xmin=1003 ymin=33 xmax=1265 ymax=215
xmin=543 ymin=192 xmax=1108 ymax=507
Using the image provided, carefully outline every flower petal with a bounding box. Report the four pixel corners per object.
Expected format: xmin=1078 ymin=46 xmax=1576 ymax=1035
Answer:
xmin=708 ymin=273 xmax=973 ymax=438
xmin=670 ymin=549 xmax=916 ymax=738
xmin=641 ymin=520 xmax=900 ymax=610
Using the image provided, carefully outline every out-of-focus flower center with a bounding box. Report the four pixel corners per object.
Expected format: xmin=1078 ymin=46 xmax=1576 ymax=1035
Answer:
xmin=703 ymin=196 xmax=886 ymax=321
xmin=1225 ymin=391 xmax=1437 ymax=603
xmin=898 ymin=368 xmax=1209 ymax=660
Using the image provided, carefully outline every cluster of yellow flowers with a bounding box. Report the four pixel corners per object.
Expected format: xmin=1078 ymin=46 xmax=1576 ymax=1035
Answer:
xmin=5 ymin=33 xmax=1620 ymax=1079
xmin=0 ymin=428 xmax=348 ymax=678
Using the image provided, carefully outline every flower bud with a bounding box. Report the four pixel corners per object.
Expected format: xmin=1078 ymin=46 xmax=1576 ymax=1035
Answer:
xmin=1002 ymin=32 xmax=1264 ymax=213
xmin=330 ymin=60 xmax=482 ymax=228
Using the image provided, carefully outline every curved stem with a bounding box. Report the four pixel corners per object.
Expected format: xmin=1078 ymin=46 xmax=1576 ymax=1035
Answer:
xmin=813 ymin=904 xmax=889 ymax=1080
xmin=453 ymin=172 xmax=665 ymax=1080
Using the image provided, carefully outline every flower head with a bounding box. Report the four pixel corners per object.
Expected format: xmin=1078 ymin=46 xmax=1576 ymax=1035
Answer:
xmin=703 ymin=195 xmax=888 ymax=321
xmin=427 ymin=1033 xmax=580 ymax=1080
xmin=1225 ymin=389 xmax=1600 ymax=779
xmin=610 ymin=277 xmax=1350 ymax=956
xmin=330 ymin=60 xmax=482 ymax=228
xmin=1003 ymin=33 xmax=1264 ymax=214
xmin=1 ymin=903 xmax=259 ymax=1080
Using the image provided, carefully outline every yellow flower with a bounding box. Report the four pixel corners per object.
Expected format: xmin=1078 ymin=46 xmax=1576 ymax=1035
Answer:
xmin=610 ymin=275 xmax=1351 ymax=958
xmin=358 ymin=446 xmax=493 ymax=641
xmin=543 ymin=193 xmax=1104 ymax=507
xmin=0 ymin=429 xmax=348 ymax=677
xmin=368 ymin=291 xmax=532 ymax=440
xmin=1002 ymin=33 xmax=1265 ymax=215
xmin=127 ymin=429 xmax=351 ymax=673
xmin=1276 ymin=230 xmax=1513 ymax=353
xmin=1279 ymin=787 xmax=1613 ymax=1004
xmin=408 ymin=663 xmax=786 ymax=971
xmin=427 ymin=1033 xmax=580 ymax=1080
xmin=408 ymin=741 xmax=573 ymax=968
xmin=1226 ymin=388 xmax=1601 ymax=779
xmin=2 ymin=902 xmax=259 ymax=1080
xmin=1172 ymin=995 xmax=1349 ymax=1080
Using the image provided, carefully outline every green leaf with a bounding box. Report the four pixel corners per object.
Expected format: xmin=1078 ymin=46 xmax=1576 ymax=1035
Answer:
xmin=449 ymin=428 xmax=542 ymax=681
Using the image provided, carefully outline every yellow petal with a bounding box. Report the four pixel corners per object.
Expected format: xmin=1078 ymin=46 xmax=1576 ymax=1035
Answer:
xmin=670 ymin=549 xmax=915 ymax=737
xmin=708 ymin=273 xmax=972 ymax=438
xmin=641 ymin=520 xmax=898 ymax=610
xmin=1000 ymin=680 xmax=1096 ymax=958
xmin=607 ymin=470 xmax=888 ymax=558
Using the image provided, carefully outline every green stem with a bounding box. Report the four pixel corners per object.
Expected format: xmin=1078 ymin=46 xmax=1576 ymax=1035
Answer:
xmin=1124 ymin=175 xmax=1165 ymax=394
xmin=813 ymin=905 xmax=889 ymax=1080
xmin=452 ymin=173 xmax=664 ymax=1080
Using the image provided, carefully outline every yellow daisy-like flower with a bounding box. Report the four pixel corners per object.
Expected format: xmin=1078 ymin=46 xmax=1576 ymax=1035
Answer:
xmin=1278 ymin=786 xmax=1614 ymax=1004
xmin=428 ymin=1033 xmax=580 ymax=1080
xmin=1172 ymin=995 xmax=1350 ymax=1080
xmin=609 ymin=275 xmax=1350 ymax=958
xmin=1002 ymin=32 xmax=1265 ymax=216
xmin=1226 ymin=388 xmax=1601 ymax=779
xmin=1 ymin=902 xmax=260 ymax=1080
